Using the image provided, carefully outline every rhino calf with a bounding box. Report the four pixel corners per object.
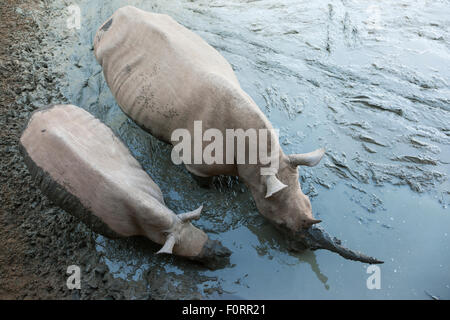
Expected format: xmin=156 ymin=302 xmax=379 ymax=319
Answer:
xmin=19 ymin=104 xmax=230 ymax=266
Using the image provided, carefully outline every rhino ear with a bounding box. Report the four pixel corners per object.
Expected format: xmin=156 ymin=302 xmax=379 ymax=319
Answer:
xmin=157 ymin=233 xmax=176 ymax=254
xmin=265 ymin=174 xmax=288 ymax=198
xmin=289 ymin=148 xmax=325 ymax=167
xmin=178 ymin=205 xmax=203 ymax=223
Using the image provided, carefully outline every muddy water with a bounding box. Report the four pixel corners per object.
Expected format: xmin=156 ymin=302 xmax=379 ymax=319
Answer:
xmin=49 ymin=0 xmax=449 ymax=298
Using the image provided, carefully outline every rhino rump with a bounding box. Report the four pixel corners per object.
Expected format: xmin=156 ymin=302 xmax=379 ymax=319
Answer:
xmin=18 ymin=105 xmax=122 ymax=239
xmin=19 ymin=138 xmax=121 ymax=239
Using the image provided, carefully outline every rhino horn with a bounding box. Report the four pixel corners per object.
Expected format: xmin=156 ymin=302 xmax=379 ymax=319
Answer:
xmin=289 ymin=148 xmax=325 ymax=167
xmin=307 ymin=219 xmax=322 ymax=227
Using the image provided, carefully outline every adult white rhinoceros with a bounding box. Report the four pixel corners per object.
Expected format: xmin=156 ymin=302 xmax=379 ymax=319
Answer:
xmin=94 ymin=6 xmax=382 ymax=264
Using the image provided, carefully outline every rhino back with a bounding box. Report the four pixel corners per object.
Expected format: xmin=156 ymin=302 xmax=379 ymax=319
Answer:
xmin=94 ymin=6 xmax=249 ymax=141
xmin=20 ymin=104 xmax=170 ymax=237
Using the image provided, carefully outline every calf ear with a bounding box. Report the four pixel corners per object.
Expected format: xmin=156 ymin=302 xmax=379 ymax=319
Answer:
xmin=289 ymin=148 xmax=325 ymax=167
xmin=265 ymin=175 xmax=288 ymax=198
xmin=178 ymin=205 xmax=203 ymax=222
xmin=157 ymin=233 xmax=176 ymax=254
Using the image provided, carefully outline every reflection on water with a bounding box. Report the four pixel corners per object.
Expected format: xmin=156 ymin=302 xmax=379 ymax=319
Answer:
xmin=47 ymin=0 xmax=449 ymax=299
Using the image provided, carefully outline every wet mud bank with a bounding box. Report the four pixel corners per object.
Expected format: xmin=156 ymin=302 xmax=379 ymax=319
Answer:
xmin=0 ymin=0 xmax=214 ymax=300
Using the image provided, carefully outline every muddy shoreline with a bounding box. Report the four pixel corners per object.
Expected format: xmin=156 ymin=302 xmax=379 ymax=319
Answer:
xmin=0 ymin=0 xmax=210 ymax=300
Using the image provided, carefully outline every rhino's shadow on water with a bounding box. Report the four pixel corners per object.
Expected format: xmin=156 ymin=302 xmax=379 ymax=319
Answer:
xmin=295 ymin=250 xmax=330 ymax=290
xmin=247 ymin=220 xmax=330 ymax=290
